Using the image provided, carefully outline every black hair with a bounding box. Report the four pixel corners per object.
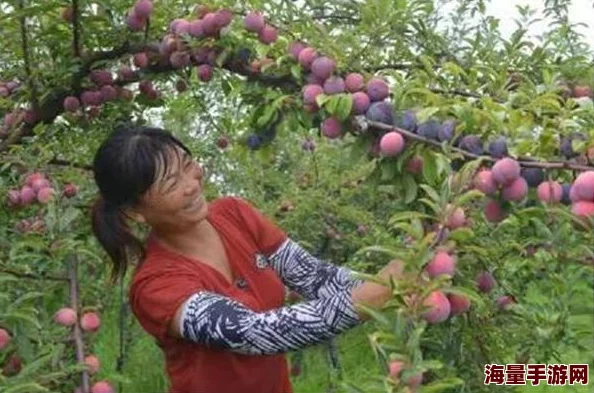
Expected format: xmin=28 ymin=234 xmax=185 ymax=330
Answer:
xmin=91 ymin=124 xmax=192 ymax=281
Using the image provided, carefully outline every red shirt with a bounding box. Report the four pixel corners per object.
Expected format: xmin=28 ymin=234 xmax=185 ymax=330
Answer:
xmin=129 ymin=197 xmax=292 ymax=393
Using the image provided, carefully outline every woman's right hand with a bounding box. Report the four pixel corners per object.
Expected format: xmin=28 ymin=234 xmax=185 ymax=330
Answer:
xmin=351 ymin=260 xmax=404 ymax=320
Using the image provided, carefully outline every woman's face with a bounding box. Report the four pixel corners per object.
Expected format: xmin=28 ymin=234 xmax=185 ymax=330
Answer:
xmin=132 ymin=147 xmax=208 ymax=231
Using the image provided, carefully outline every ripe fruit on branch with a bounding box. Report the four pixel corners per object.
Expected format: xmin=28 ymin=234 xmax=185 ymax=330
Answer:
xmin=445 ymin=205 xmax=466 ymax=229
xmin=197 ymin=64 xmax=213 ymax=82
xmin=571 ymin=201 xmax=594 ymax=219
xmin=501 ymin=177 xmax=528 ymax=202
xmin=37 ymin=187 xmax=55 ymax=204
xmin=422 ymin=291 xmax=451 ymax=324
xmin=492 ymin=158 xmax=521 ymax=186
xmin=560 ymin=133 xmax=586 ymax=159
xmin=100 ymin=85 xmax=118 ymax=102
xmin=484 ymin=199 xmax=506 ymax=222
xmin=84 ymin=355 xmax=100 ymax=374
xmin=457 ymin=135 xmax=483 ymax=155
xmin=201 ymin=13 xmax=219 ymax=36
xmin=474 ymin=169 xmax=497 ymax=196
xmin=437 ymin=120 xmax=455 ymax=141
xmin=476 ymin=271 xmax=496 ymax=293
xmin=520 ymin=167 xmax=544 ymax=188
xmin=571 ymin=171 xmax=594 ymax=201
xmin=20 ymin=186 xmax=36 ymax=205
xmin=0 ymin=328 xmax=11 ymax=349
xmin=321 ymin=117 xmax=342 ymax=139
xmin=133 ymin=52 xmax=149 ymax=68
xmin=488 ymin=136 xmax=508 ymax=158
xmin=388 ymin=360 xmax=423 ymax=388
xmin=258 ymin=25 xmax=278 ymax=44
xmin=80 ymin=312 xmax=101 ymax=332
xmin=365 ymin=101 xmax=395 ymax=125
xmin=311 ymin=57 xmax=336 ymax=80
xmin=171 ymin=19 xmax=190 ymax=35
xmin=536 ymin=181 xmax=563 ymax=203
xmin=496 ymin=295 xmax=516 ymax=310
xmin=244 ymin=11 xmax=265 ymax=33
xmin=394 ymin=110 xmax=418 ymax=133
xmin=298 ymin=47 xmax=318 ymax=69
xmin=406 ymin=156 xmax=423 ymax=174
xmin=572 ymin=85 xmax=593 ymax=98
xmin=63 ymin=96 xmax=81 ymax=113
xmin=345 ymin=73 xmax=364 ymax=92
xmin=54 ymin=307 xmax=77 ymax=326
xmin=323 ymin=76 xmax=346 ymax=95
xmin=6 ymin=189 xmax=21 ymax=207
xmin=63 ymin=183 xmax=78 ymax=198
xmin=379 ymin=132 xmax=405 ymax=157
xmin=126 ymin=11 xmax=146 ymax=31
xmin=91 ymin=381 xmax=114 ymax=393
xmin=302 ymin=84 xmax=323 ymax=105
xmin=90 ymin=70 xmax=113 ymax=87
xmin=133 ymin=0 xmax=153 ymax=19
xmin=425 ymin=250 xmax=456 ymax=278
xmin=416 ymin=119 xmax=440 ymax=140
xmin=351 ymin=92 xmax=370 ymax=115
xmin=2 ymin=353 xmax=21 ymax=376
xmin=288 ymin=41 xmax=306 ymax=60
xmin=447 ymin=293 xmax=471 ymax=315
xmin=365 ymin=78 xmax=390 ymax=102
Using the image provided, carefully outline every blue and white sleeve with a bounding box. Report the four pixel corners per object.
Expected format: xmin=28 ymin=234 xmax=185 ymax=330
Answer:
xmin=179 ymin=290 xmax=361 ymax=355
xmin=267 ymin=239 xmax=363 ymax=301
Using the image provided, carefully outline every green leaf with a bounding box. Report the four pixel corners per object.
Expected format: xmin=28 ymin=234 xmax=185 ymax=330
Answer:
xmin=58 ymin=206 xmax=82 ymax=233
xmin=419 ymin=184 xmax=441 ymax=204
xmin=380 ymin=160 xmax=397 ymax=181
xmin=421 ymin=153 xmax=439 ymax=185
xmin=2 ymin=311 xmax=41 ymax=329
xmin=402 ymin=174 xmax=419 ymax=204
xmin=336 ymin=94 xmax=353 ymax=121
xmin=14 ymin=353 xmax=55 ymax=379
xmin=415 ymin=107 xmax=440 ymax=123
xmin=2 ymin=383 xmax=49 ymax=393
xmin=354 ymin=246 xmax=402 ymax=259
xmin=8 ymin=292 xmax=44 ymax=311
xmin=418 ymin=378 xmax=465 ymax=392
xmin=389 ymin=211 xmax=431 ymax=224
xmin=290 ymin=64 xmax=302 ymax=80
xmin=355 ymin=303 xmax=392 ymax=328
xmin=316 ymin=94 xmax=330 ymax=108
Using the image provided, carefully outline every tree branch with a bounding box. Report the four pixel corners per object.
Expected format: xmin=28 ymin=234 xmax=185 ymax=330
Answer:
xmin=68 ymin=255 xmax=91 ymax=393
xmin=0 ymin=267 xmax=69 ymax=282
xmin=18 ymin=0 xmax=38 ymax=110
xmin=72 ymin=0 xmax=82 ymax=58
xmin=48 ymin=157 xmax=93 ymax=171
xmin=362 ymin=118 xmax=594 ymax=171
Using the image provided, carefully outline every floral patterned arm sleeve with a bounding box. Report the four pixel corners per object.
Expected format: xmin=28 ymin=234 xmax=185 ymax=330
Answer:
xmin=267 ymin=239 xmax=363 ymax=301
xmin=179 ymin=289 xmax=361 ymax=355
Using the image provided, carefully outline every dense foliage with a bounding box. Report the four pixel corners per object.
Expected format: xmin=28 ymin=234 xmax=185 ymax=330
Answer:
xmin=1 ymin=1 xmax=593 ymax=392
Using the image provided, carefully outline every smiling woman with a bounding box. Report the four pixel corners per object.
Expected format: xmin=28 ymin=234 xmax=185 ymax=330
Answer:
xmin=89 ymin=125 xmax=405 ymax=393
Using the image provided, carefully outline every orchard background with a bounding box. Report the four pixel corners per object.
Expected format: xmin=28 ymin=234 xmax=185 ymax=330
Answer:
xmin=1 ymin=0 xmax=594 ymax=392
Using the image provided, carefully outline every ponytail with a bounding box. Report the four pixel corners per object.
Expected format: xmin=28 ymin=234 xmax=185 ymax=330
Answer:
xmin=91 ymin=196 xmax=146 ymax=282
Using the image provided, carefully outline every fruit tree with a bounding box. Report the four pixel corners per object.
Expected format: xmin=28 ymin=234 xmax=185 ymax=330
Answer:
xmin=1 ymin=1 xmax=593 ymax=392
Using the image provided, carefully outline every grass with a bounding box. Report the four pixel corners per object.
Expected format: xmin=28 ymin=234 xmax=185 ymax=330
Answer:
xmin=89 ymin=289 xmax=593 ymax=393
